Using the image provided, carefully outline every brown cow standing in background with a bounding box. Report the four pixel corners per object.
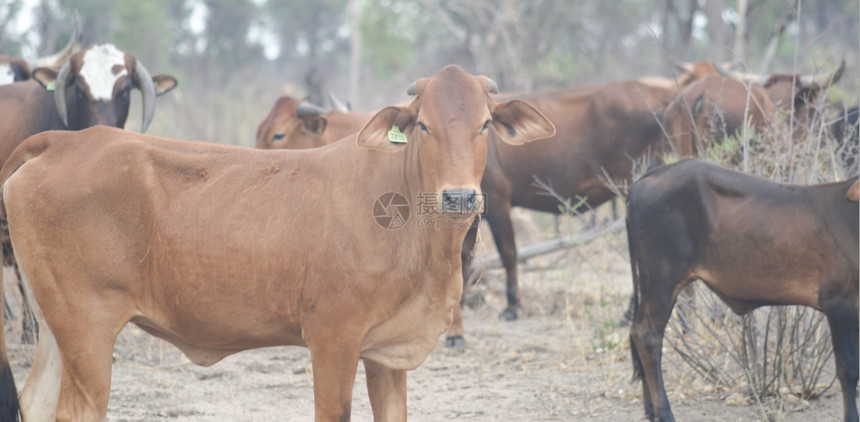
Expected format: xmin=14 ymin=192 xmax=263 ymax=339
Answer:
xmin=446 ymin=62 xmax=737 ymax=346
xmin=661 ymin=62 xmax=845 ymax=157
xmin=447 ymin=79 xmax=682 ymax=346
xmin=0 ymin=65 xmax=554 ymax=421
xmin=627 ymin=159 xmax=858 ymax=422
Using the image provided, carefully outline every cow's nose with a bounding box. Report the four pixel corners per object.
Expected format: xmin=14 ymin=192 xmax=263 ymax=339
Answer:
xmin=441 ymin=189 xmax=482 ymax=214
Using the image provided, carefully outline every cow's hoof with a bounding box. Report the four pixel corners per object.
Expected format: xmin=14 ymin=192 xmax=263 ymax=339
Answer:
xmin=462 ymin=290 xmax=485 ymax=309
xmin=445 ymin=335 xmax=465 ymax=348
xmin=498 ymin=308 xmax=518 ymax=321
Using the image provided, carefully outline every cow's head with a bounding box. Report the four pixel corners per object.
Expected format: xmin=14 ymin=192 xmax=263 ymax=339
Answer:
xmin=0 ymin=57 xmax=30 ymax=85
xmin=715 ymin=60 xmax=844 ymax=112
xmin=31 ymin=43 xmax=177 ymax=132
xmin=356 ymin=65 xmax=555 ymax=216
xmin=760 ymin=61 xmax=845 ymax=111
xmin=255 ymin=96 xmax=330 ymax=149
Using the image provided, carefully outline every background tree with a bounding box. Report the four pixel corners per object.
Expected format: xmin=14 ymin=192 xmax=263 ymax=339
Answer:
xmin=0 ymin=0 xmax=855 ymax=144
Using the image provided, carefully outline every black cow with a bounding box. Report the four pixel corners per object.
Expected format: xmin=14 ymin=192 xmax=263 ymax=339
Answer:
xmin=626 ymin=159 xmax=858 ymax=422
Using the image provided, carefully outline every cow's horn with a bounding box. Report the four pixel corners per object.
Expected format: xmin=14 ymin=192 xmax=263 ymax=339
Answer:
xmin=297 ymin=102 xmax=327 ymax=117
xmin=31 ymin=26 xmax=81 ymax=72
xmin=327 ymin=89 xmax=350 ymax=111
xmin=132 ymin=60 xmax=157 ymax=133
xmin=406 ymin=80 xmax=418 ymax=96
xmin=671 ymin=61 xmax=694 ymax=74
xmin=53 ymin=62 xmax=73 ymax=128
xmin=485 ymin=77 xmax=498 ymax=94
xmin=800 ymin=60 xmax=845 ymax=90
xmin=714 ymin=62 xmax=768 ymax=85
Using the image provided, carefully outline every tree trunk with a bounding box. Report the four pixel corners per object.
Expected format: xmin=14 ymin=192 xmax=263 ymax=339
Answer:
xmin=732 ymin=0 xmax=748 ymax=64
xmin=349 ymin=0 xmax=363 ymax=109
xmin=704 ymin=0 xmax=725 ymax=62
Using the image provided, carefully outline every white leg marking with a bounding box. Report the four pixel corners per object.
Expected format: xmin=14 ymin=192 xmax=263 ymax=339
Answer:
xmin=18 ymin=277 xmax=62 ymax=421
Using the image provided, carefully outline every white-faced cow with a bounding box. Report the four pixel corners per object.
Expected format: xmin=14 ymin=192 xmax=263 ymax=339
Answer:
xmin=0 ymin=43 xmax=176 ymax=345
xmin=0 ymin=42 xmax=177 ymax=162
xmin=626 ymin=159 xmax=858 ymax=422
xmin=255 ymin=95 xmax=372 ymax=150
xmin=0 ymin=65 xmax=554 ymax=421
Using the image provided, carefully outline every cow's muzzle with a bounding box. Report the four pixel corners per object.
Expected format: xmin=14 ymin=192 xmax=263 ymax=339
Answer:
xmin=441 ymin=189 xmax=484 ymax=215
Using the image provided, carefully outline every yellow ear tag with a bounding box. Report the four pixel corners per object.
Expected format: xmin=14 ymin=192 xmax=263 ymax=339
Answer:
xmin=45 ymin=80 xmax=56 ymax=92
xmin=388 ymin=125 xmax=407 ymax=144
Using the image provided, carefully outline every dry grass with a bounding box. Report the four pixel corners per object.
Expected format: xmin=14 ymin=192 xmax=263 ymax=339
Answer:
xmin=658 ymin=91 xmax=855 ymax=420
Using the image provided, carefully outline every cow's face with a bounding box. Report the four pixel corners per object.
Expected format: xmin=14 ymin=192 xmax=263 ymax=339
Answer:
xmin=32 ymin=43 xmax=177 ymax=132
xmin=0 ymin=57 xmax=30 ymax=85
xmin=356 ymin=65 xmax=555 ymax=216
xmin=255 ymin=96 xmax=328 ymax=149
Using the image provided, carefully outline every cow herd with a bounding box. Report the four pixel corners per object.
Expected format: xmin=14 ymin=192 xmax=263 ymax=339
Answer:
xmin=0 ymin=34 xmax=855 ymax=422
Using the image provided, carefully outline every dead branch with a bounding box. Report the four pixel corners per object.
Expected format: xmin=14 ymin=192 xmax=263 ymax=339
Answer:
xmin=466 ymin=218 xmax=625 ymax=283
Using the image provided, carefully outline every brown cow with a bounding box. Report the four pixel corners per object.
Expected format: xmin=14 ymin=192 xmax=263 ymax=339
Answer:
xmin=663 ymin=62 xmax=845 ymax=157
xmin=445 ymin=79 xmax=678 ymax=346
xmin=0 ymin=65 xmax=554 ymax=421
xmin=256 ymin=96 xmax=372 ymax=149
xmin=661 ymin=74 xmax=776 ymax=157
xmin=626 ymin=159 xmax=858 ymax=422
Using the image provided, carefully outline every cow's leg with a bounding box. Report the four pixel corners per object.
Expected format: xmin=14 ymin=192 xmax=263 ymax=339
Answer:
xmin=309 ymin=340 xmax=361 ymax=421
xmin=52 ymin=317 xmax=120 ymax=421
xmin=16 ymin=263 xmax=37 ymax=344
xmin=19 ymin=314 xmax=62 ymax=421
xmin=823 ymin=301 xmax=859 ymax=422
xmin=446 ymin=223 xmax=478 ymax=347
xmin=485 ymin=200 xmax=519 ymax=321
xmin=363 ymin=359 xmax=406 ymax=422
xmin=29 ymin=282 xmax=125 ymax=420
xmin=630 ymin=279 xmax=678 ymax=422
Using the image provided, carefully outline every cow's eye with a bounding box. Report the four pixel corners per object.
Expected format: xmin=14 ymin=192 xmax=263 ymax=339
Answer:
xmin=482 ymin=119 xmax=492 ymax=131
xmin=417 ymin=122 xmax=428 ymax=133
xmin=272 ymin=133 xmax=285 ymax=141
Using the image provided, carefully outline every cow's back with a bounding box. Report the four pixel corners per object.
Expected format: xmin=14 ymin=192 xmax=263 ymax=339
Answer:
xmin=628 ymin=159 xmax=858 ymax=310
xmin=489 ymin=81 xmax=675 ymax=211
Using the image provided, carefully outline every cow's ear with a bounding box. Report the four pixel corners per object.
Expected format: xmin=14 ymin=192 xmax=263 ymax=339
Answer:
xmin=32 ymin=68 xmax=58 ymax=90
xmin=491 ymin=99 xmax=555 ymax=145
xmin=846 ymin=180 xmax=859 ymax=202
xmin=356 ymin=106 xmax=414 ymax=152
xmin=301 ymin=115 xmax=328 ymax=137
xmin=152 ymin=75 xmax=177 ymax=96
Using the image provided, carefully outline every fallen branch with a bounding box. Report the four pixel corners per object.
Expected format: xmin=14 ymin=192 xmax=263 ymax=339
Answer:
xmin=467 ymin=218 xmax=625 ymax=283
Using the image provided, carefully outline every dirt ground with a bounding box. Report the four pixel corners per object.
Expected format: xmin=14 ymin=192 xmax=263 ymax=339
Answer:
xmin=3 ymin=211 xmax=848 ymax=421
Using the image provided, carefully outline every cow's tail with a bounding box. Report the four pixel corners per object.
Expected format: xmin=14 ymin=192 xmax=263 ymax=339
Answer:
xmin=626 ymin=216 xmax=644 ymax=385
xmin=0 ymin=135 xmax=47 ymax=422
xmin=0 ymin=190 xmax=21 ymax=420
